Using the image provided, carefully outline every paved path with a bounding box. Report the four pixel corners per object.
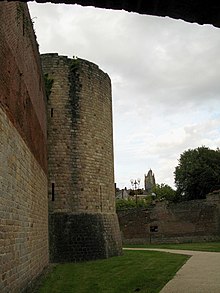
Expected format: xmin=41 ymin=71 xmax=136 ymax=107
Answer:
xmin=123 ymin=248 xmax=220 ymax=293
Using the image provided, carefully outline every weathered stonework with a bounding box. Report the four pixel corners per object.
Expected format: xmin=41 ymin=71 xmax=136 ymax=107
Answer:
xmin=41 ymin=54 xmax=122 ymax=262
xmin=0 ymin=2 xmax=48 ymax=292
xmin=49 ymin=213 xmax=121 ymax=262
xmin=118 ymin=193 xmax=220 ymax=244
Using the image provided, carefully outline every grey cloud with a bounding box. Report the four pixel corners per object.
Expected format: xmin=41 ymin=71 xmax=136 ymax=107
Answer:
xmin=30 ymin=3 xmax=220 ymax=113
xmin=28 ymin=3 xmax=220 ymax=188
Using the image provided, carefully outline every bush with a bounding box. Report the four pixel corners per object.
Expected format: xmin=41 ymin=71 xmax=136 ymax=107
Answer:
xmin=116 ymin=197 xmax=151 ymax=211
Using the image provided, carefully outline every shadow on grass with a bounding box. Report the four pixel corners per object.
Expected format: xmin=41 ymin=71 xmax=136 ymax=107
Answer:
xmin=35 ymin=250 xmax=189 ymax=293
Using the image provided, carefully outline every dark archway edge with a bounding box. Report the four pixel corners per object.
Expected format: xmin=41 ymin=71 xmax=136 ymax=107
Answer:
xmin=12 ymin=0 xmax=220 ymax=28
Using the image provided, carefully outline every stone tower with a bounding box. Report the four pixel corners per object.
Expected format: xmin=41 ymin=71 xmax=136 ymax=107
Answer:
xmin=144 ymin=169 xmax=156 ymax=193
xmin=41 ymin=53 xmax=122 ymax=262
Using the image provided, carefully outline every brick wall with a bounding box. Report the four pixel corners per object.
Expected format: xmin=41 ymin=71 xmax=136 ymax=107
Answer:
xmin=0 ymin=2 xmax=47 ymax=173
xmin=41 ymin=54 xmax=122 ymax=261
xmin=0 ymin=2 xmax=48 ymax=292
xmin=0 ymin=107 xmax=48 ymax=292
xmin=118 ymin=194 xmax=220 ymax=244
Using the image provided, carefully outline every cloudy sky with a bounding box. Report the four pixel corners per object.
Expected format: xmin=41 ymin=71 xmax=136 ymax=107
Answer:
xmin=28 ymin=3 xmax=220 ymax=189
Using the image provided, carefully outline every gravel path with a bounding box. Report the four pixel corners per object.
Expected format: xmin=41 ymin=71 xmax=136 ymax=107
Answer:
xmin=124 ymin=248 xmax=220 ymax=293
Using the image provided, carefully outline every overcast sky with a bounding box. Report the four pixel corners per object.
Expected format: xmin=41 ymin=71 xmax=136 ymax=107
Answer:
xmin=28 ymin=3 xmax=220 ymax=189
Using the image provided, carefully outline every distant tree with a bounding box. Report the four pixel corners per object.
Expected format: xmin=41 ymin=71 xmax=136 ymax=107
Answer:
xmin=151 ymin=183 xmax=176 ymax=201
xmin=174 ymin=146 xmax=220 ymax=201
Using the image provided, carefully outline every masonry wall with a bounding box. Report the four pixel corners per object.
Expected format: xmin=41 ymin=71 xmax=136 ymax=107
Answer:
xmin=0 ymin=3 xmax=48 ymax=292
xmin=41 ymin=54 xmax=122 ymax=262
xmin=118 ymin=193 xmax=220 ymax=244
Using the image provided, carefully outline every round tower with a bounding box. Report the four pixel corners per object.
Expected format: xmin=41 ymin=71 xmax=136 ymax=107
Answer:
xmin=41 ymin=53 xmax=122 ymax=262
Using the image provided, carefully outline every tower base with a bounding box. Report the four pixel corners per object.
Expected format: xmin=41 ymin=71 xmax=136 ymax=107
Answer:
xmin=49 ymin=212 xmax=122 ymax=262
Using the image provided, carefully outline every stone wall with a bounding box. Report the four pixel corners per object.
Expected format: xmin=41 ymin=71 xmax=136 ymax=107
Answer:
xmin=118 ymin=193 xmax=220 ymax=244
xmin=0 ymin=2 xmax=48 ymax=292
xmin=41 ymin=54 xmax=122 ymax=262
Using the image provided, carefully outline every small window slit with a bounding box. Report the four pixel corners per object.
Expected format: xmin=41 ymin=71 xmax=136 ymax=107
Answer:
xmin=52 ymin=183 xmax=55 ymax=201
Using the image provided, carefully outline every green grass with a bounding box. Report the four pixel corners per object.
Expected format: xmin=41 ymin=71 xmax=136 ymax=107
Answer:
xmin=37 ymin=250 xmax=189 ymax=293
xmin=124 ymin=241 xmax=220 ymax=252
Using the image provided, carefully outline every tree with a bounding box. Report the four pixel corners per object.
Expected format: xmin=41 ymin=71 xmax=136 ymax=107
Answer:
xmin=174 ymin=146 xmax=220 ymax=201
xmin=151 ymin=183 xmax=176 ymax=201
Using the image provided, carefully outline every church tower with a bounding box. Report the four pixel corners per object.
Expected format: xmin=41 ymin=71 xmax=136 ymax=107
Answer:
xmin=144 ymin=169 xmax=156 ymax=193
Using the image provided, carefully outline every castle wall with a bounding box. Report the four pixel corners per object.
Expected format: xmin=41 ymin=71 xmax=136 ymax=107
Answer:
xmin=118 ymin=194 xmax=220 ymax=244
xmin=0 ymin=3 xmax=48 ymax=292
xmin=41 ymin=54 xmax=122 ymax=262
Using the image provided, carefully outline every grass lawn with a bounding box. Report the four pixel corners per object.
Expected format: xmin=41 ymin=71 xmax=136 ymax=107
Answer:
xmin=124 ymin=241 xmax=220 ymax=252
xmin=37 ymin=250 xmax=189 ymax=293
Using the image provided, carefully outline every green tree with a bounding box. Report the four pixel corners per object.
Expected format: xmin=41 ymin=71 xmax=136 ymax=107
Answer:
xmin=174 ymin=146 xmax=220 ymax=201
xmin=151 ymin=183 xmax=176 ymax=201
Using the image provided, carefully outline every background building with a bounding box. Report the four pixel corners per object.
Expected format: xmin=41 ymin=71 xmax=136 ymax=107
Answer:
xmin=145 ymin=169 xmax=156 ymax=193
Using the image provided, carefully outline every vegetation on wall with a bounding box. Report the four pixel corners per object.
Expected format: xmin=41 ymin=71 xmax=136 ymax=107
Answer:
xmin=116 ymin=197 xmax=152 ymax=211
xmin=70 ymin=57 xmax=80 ymax=73
xmin=174 ymin=146 xmax=220 ymax=201
xmin=68 ymin=58 xmax=81 ymax=123
xmin=69 ymin=57 xmax=81 ymax=95
xmin=16 ymin=3 xmax=32 ymax=37
xmin=44 ymin=73 xmax=54 ymax=100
